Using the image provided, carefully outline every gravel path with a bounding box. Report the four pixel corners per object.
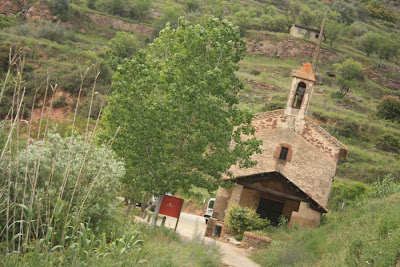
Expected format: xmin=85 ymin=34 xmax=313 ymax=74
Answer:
xmin=162 ymin=213 xmax=261 ymax=267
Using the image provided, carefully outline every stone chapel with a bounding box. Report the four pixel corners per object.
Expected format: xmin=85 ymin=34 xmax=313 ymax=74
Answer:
xmin=205 ymin=62 xmax=348 ymax=236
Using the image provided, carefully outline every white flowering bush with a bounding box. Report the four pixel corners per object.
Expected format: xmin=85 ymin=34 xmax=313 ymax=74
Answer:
xmin=0 ymin=133 xmax=125 ymax=244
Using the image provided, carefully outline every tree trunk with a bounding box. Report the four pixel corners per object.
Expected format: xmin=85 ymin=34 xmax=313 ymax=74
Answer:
xmin=140 ymin=202 xmax=147 ymax=218
xmin=150 ymin=194 xmax=164 ymax=228
xmin=126 ymin=199 xmax=133 ymax=216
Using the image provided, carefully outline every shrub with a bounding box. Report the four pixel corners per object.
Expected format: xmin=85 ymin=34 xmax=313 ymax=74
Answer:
xmin=261 ymin=14 xmax=288 ymax=33
xmin=376 ymin=133 xmax=400 ymax=153
xmin=183 ymin=0 xmax=200 ymax=12
xmin=225 ymin=206 xmax=270 ymax=238
xmin=129 ymin=0 xmax=152 ymax=19
xmin=331 ymin=0 xmax=358 ymax=24
xmin=373 ymin=174 xmax=399 ymax=198
xmin=53 ymin=95 xmax=67 ymax=108
xmin=52 ymin=0 xmax=70 ymax=17
xmin=98 ymin=0 xmax=152 ymax=19
xmin=347 ymin=21 xmax=368 ymax=38
xmin=0 ymin=133 xmax=125 ymax=239
xmin=334 ymin=120 xmax=361 ymax=139
xmin=328 ymin=179 xmax=371 ymax=210
xmin=366 ymin=0 xmax=398 ymax=22
xmin=105 ymin=31 xmax=140 ymax=70
xmin=333 ymin=59 xmax=363 ymax=96
xmin=377 ymin=95 xmax=400 ymax=123
xmin=0 ymin=14 xmax=18 ymax=29
xmin=36 ymin=21 xmax=66 ymax=43
xmin=357 ymin=31 xmax=380 ymax=57
xmin=250 ymin=69 xmax=261 ymax=76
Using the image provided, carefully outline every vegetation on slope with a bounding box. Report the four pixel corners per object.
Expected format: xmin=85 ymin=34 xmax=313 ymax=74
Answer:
xmin=252 ymin=176 xmax=400 ymax=266
xmin=1 ymin=0 xmax=400 ymax=264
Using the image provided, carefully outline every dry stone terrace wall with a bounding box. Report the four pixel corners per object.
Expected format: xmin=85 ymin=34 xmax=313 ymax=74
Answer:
xmin=87 ymin=13 xmax=154 ymax=35
xmin=241 ymin=231 xmax=271 ymax=249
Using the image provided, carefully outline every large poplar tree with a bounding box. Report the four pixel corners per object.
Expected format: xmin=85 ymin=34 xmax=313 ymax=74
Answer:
xmin=103 ymin=17 xmax=261 ymax=226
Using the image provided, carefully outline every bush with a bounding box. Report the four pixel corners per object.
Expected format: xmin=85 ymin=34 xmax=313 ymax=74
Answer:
xmin=53 ymin=95 xmax=67 ymax=108
xmin=37 ymin=21 xmax=66 ymax=42
xmin=366 ymin=0 xmax=398 ymax=22
xmin=52 ymin=0 xmax=70 ymax=17
xmin=250 ymin=69 xmax=261 ymax=76
xmin=0 ymin=133 xmax=125 ymax=237
xmin=373 ymin=174 xmax=399 ymax=198
xmin=183 ymin=0 xmax=200 ymax=12
xmin=261 ymin=14 xmax=288 ymax=33
xmin=98 ymin=0 xmax=152 ymax=19
xmin=334 ymin=120 xmax=361 ymax=139
xmin=376 ymin=133 xmax=400 ymax=153
xmin=0 ymin=14 xmax=18 ymax=29
xmin=377 ymin=95 xmax=400 ymax=123
xmin=358 ymin=31 xmax=380 ymax=57
xmin=328 ymin=179 xmax=371 ymax=210
xmin=225 ymin=206 xmax=270 ymax=238
xmin=347 ymin=21 xmax=368 ymax=38
xmin=105 ymin=31 xmax=141 ymax=70
xmin=333 ymin=59 xmax=363 ymax=96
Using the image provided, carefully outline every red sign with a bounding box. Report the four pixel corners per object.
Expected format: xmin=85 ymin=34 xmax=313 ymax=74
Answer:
xmin=159 ymin=195 xmax=184 ymax=218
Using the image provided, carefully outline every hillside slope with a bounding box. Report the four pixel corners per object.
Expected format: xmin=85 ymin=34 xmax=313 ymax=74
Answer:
xmin=0 ymin=0 xmax=399 ymax=186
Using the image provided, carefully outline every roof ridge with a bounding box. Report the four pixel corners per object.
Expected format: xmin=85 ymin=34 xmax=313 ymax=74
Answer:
xmin=305 ymin=116 xmax=347 ymax=151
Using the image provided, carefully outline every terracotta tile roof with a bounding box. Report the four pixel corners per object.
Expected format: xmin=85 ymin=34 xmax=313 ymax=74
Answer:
xmin=292 ymin=62 xmax=316 ymax=82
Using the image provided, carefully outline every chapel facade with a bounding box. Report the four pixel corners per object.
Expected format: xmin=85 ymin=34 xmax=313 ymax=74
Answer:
xmin=205 ymin=63 xmax=348 ymax=236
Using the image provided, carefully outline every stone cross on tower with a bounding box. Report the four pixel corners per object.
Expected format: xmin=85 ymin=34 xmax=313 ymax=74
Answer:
xmin=284 ymin=62 xmax=316 ymax=132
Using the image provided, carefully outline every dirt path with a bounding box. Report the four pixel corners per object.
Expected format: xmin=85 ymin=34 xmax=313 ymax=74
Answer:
xmin=161 ymin=213 xmax=260 ymax=267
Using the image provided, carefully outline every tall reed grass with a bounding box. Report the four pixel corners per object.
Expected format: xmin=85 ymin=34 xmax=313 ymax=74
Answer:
xmin=0 ymin=47 xmax=138 ymax=262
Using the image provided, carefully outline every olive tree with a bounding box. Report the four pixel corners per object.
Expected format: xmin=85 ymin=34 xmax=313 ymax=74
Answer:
xmin=103 ymin=17 xmax=261 ymax=227
xmin=333 ymin=59 xmax=363 ymax=96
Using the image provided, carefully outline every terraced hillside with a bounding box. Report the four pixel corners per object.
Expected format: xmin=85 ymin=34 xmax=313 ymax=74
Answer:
xmin=1 ymin=0 xmax=400 ymax=187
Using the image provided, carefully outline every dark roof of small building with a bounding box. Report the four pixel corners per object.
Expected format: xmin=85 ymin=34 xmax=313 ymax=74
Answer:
xmin=292 ymin=24 xmax=320 ymax=33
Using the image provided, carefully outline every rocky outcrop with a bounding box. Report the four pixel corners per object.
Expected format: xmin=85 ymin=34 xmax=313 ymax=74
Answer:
xmin=247 ymin=34 xmax=339 ymax=62
xmin=245 ymin=78 xmax=284 ymax=92
xmin=25 ymin=5 xmax=57 ymax=21
xmin=87 ymin=13 xmax=154 ymax=35
xmin=0 ymin=0 xmax=21 ymax=15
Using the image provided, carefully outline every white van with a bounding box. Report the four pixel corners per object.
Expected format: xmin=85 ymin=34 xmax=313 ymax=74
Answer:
xmin=203 ymin=198 xmax=215 ymax=224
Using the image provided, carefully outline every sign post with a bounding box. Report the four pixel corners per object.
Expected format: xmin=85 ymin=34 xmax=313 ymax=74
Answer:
xmin=159 ymin=195 xmax=184 ymax=232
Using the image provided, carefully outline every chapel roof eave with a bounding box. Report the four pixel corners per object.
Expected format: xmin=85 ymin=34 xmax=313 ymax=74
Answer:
xmin=232 ymin=171 xmax=328 ymax=213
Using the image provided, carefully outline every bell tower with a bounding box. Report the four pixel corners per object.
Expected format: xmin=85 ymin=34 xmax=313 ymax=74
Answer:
xmin=284 ymin=62 xmax=316 ymax=132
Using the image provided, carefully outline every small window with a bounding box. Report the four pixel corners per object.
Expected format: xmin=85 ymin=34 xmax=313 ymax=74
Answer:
xmin=297 ymin=28 xmax=302 ymax=34
xmin=279 ymin=147 xmax=289 ymax=161
xmin=315 ymin=33 xmax=319 ymax=38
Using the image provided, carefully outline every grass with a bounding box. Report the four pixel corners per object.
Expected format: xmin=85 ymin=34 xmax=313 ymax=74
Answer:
xmin=251 ymin=192 xmax=400 ymax=266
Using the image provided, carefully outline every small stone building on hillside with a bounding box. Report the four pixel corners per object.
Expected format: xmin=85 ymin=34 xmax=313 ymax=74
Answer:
xmin=205 ymin=63 xmax=348 ymax=237
xmin=290 ymin=24 xmax=320 ymax=40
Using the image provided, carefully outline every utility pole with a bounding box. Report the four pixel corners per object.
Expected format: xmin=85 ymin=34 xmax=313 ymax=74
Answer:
xmin=312 ymin=8 xmax=328 ymax=74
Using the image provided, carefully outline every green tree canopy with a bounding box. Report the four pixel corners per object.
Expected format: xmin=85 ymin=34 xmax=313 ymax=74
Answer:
xmin=103 ymin=17 xmax=261 ymax=223
xmin=105 ymin=31 xmax=141 ymax=70
xmin=334 ymin=58 xmax=363 ymax=96
xmin=358 ymin=31 xmax=380 ymax=57
xmin=324 ymin=11 xmax=345 ymax=47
